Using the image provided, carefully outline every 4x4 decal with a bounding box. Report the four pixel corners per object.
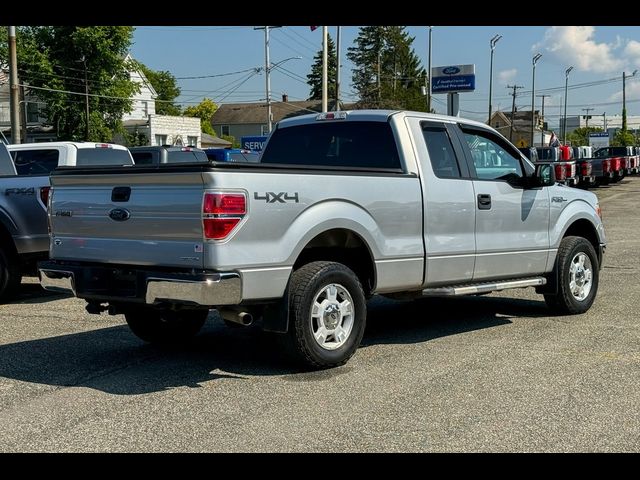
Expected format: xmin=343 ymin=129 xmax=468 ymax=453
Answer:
xmin=254 ymin=192 xmax=299 ymax=203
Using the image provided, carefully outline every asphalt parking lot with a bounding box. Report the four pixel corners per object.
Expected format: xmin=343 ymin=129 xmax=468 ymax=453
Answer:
xmin=0 ymin=178 xmax=639 ymax=452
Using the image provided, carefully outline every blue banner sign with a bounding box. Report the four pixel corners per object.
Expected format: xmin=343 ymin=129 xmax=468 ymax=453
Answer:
xmin=241 ymin=135 xmax=268 ymax=151
xmin=431 ymin=64 xmax=476 ymax=94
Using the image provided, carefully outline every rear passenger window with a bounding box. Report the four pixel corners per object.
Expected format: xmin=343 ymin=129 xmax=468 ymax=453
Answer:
xmin=422 ymin=127 xmax=461 ymax=178
xmin=131 ymin=152 xmax=154 ymax=165
xmin=166 ymin=150 xmax=208 ymax=163
xmin=12 ymin=149 xmax=59 ymax=175
xmin=260 ymin=121 xmax=402 ymax=170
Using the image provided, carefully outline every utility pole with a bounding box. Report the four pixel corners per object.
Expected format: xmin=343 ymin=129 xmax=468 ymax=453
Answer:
xmin=507 ymin=84 xmax=523 ymax=142
xmin=82 ymin=56 xmax=90 ymax=141
xmin=531 ymin=53 xmax=542 ymax=147
xmin=335 ymin=26 xmax=341 ymax=111
xmin=322 ymin=26 xmax=328 ymax=113
xmin=8 ymin=26 xmax=21 ymax=144
xmin=254 ymin=26 xmax=281 ymax=134
xmin=537 ymin=94 xmax=551 ymax=146
xmin=582 ymin=107 xmax=594 ymax=128
xmin=377 ymin=49 xmax=382 ymax=104
xmin=602 ymin=112 xmax=607 ymax=130
xmin=427 ymin=26 xmax=433 ymax=112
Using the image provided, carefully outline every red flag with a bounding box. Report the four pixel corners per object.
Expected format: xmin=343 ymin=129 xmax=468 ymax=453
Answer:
xmin=310 ymin=26 xmax=318 ymax=31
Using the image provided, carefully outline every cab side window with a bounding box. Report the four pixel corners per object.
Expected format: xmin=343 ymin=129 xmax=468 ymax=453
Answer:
xmin=422 ymin=127 xmax=461 ymax=178
xmin=463 ymin=131 xmax=523 ymax=182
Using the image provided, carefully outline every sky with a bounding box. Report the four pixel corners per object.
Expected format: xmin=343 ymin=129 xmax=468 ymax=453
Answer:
xmin=130 ymin=26 xmax=640 ymax=130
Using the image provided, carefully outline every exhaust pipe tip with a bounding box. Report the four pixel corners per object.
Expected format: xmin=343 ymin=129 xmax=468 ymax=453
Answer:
xmin=220 ymin=309 xmax=253 ymax=327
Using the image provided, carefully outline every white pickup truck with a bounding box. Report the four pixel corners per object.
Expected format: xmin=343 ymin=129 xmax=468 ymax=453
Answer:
xmin=39 ymin=111 xmax=606 ymax=368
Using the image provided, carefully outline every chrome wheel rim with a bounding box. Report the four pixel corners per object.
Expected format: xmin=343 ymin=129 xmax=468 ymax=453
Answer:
xmin=310 ymin=283 xmax=355 ymax=351
xmin=569 ymin=252 xmax=593 ymax=301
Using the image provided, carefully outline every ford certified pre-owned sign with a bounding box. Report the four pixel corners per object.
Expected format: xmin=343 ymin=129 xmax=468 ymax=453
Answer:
xmin=431 ymin=64 xmax=476 ymax=94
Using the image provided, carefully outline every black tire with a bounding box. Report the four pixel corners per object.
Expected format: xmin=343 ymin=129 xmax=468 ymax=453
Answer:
xmin=124 ymin=307 xmax=208 ymax=344
xmin=0 ymin=247 xmax=22 ymax=303
xmin=281 ymin=261 xmax=367 ymax=369
xmin=544 ymin=236 xmax=599 ymax=315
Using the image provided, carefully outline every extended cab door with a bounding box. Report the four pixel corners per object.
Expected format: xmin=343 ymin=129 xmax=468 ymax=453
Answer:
xmin=454 ymin=125 xmax=550 ymax=281
xmin=408 ymin=118 xmax=476 ymax=286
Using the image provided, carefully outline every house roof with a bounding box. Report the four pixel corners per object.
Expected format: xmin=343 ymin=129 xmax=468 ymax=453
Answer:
xmin=201 ymin=132 xmax=232 ymax=147
xmin=211 ymin=100 xmax=355 ymax=125
xmin=124 ymin=53 xmax=158 ymax=99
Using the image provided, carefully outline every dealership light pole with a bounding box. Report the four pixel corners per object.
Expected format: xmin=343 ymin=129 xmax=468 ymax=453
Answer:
xmin=537 ymin=94 xmax=551 ymax=146
xmin=8 ymin=26 xmax=21 ymax=144
xmin=488 ymin=33 xmax=502 ymax=124
xmin=254 ymin=26 xmax=282 ymax=133
xmin=563 ymin=66 xmax=573 ymax=144
xmin=531 ymin=53 xmax=542 ymax=147
xmin=427 ymin=26 xmax=433 ymax=112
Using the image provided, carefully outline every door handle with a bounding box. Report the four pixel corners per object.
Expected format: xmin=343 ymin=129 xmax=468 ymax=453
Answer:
xmin=477 ymin=194 xmax=492 ymax=210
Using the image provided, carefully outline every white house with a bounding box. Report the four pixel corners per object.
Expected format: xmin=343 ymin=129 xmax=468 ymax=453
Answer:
xmin=121 ymin=54 xmax=201 ymax=148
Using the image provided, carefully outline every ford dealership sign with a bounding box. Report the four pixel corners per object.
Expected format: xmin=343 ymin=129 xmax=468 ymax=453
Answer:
xmin=432 ymin=64 xmax=476 ymax=94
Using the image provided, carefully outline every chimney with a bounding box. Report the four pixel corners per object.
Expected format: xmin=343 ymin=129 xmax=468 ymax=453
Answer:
xmin=282 ymin=93 xmax=288 ymax=102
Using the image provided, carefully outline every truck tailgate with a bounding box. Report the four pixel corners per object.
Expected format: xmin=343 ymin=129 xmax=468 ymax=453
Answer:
xmin=49 ymin=170 xmax=206 ymax=269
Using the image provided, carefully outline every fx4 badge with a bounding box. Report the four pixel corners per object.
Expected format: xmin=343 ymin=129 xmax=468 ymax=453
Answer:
xmin=254 ymin=192 xmax=299 ymax=203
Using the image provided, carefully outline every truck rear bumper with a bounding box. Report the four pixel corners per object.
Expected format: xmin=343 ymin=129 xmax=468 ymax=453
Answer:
xmin=38 ymin=261 xmax=242 ymax=307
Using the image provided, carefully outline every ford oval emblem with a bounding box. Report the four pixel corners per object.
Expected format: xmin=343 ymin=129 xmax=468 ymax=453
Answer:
xmin=108 ymin=208 xmax=131 ymax=222
xmin=443 ymin=66 xmax=461 ymax=75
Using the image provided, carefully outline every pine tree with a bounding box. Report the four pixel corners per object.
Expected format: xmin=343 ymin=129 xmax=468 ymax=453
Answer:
xmin=347 ymin=26 xmax=427 ymax=111
xmin=307 ymin=35 xmax=337 ymax=101
xmin=347 ymin=26 xmax=387 ymax=107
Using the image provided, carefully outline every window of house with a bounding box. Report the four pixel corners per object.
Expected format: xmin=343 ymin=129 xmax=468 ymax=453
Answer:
xmin=187 ymin=136 xmax=198 ymax=146
xmin=26 ymin=102 xmax=40 ymax=123
xmin=142 ymin=101 xmax=149 ymax=116
xmin=221 ymin=125 xmax=230 ymax=136
xmin=155 ymin=134 xmax=167 ymax=146
xmin=261 ymin=125 xmax=269 ymax=136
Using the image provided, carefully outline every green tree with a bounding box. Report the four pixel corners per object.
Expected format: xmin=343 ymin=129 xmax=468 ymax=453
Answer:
xmin=1 ymin=26 xmax=139 ymax=142
xmin=307 ymin=35 xmax=337 ymax=101
xmin=566 ymin=126 xmax=604 ymax=147
xmin=136 ymin=63 xmax=181 ymax=116
xmin=347 ymin=26 xmax=427 ymax=111
xmin=612 ymin=128 xmax=635 ymax=146
xmin=184 ymin=98 xmax=218 ymax=135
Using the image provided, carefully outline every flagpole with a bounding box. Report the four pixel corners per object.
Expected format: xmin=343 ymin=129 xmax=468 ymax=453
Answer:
xmin=322 ymin=26 xmax=328 ymax=113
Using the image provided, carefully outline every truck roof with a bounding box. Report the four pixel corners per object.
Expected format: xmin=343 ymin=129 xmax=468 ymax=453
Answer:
xmin=7 ymin=141 xmax=130 ymax=150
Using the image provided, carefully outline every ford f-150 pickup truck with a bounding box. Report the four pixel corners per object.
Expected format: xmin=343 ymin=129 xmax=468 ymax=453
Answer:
xmin=39 ymin=110 xmax=606 ymax=369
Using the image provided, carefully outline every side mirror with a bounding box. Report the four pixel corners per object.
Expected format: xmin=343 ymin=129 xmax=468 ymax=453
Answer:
xmin=530 ymin=163 xmax=555 ymax=188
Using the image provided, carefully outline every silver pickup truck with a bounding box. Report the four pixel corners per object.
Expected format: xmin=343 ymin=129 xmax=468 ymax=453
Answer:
xmin=0 ymin=143 xmax=49 ymax=301
xmin=39 ymin=110 xmax=606 ymax=368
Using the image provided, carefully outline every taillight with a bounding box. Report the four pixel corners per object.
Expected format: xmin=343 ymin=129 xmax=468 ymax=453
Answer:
xmin=564 ymin=163 xmax=573 ymax=178
xmin=40 ymin=186 xmax=50 ymax=206
xmin=202 ymin=192 xmax=247 ymax=240
xmin=555 ymin=164 xmax=566 ymax=181
xmin=581 ymin=163 xmax=592 ymax=176
xmin=603 ymin=159 xmax=610 ymax=173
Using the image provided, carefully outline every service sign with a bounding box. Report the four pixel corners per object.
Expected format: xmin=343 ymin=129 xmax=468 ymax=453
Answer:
xmin=431 ymin=64 xmax=476 ymax=93
xmin=241 ymin=135 xmax=268 ymax=152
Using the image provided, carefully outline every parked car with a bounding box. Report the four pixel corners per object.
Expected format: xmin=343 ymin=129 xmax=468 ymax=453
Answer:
xmin=7 ymin=142 xmax=134 ymax=173
xmin=40 ymin=110 xmax=606 ymax=369
xmin=129 ymin=146 xmax=208 ymax=165
xmin=536 ymin=146 xmax=578 ymax=186
xmin=204 ymin=148 xmax=260 ymax=163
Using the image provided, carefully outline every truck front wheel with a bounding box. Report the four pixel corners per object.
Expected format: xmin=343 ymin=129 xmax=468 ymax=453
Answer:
xmin=124 ymin=307 xmax=208 ymax=344
xmin=0 ymin=247 xmax=21 ymax=303
xmin=282 ymin=261 xmax=367 ymax=369
xmin=544 ymin=236 xmax=599 ymax=314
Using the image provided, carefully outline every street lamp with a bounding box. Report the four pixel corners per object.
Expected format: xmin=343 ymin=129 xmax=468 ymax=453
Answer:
xmin=427 ymin=26 xmax=433 ymax=113
xmin=531 ymin=53 xmax=542 ymax=147
xmin=563 ymin=66 xmax=573 ymax=144
xmin=488 ymin=34 xmax=502 ymax=125
xmin=264 ymin=56 xmax=301 ymax=134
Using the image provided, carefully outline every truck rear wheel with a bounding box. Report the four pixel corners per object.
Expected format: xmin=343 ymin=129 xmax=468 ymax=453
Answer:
xmin=0 ymin=247 xmax=21 ymax=303
xmin=124 ymin=307 xmax=208 ymax=344
xmin=282 ymin=261 xmax=367 ymax=369
xmin=544 ymin=236 xmax=599 ymax=314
